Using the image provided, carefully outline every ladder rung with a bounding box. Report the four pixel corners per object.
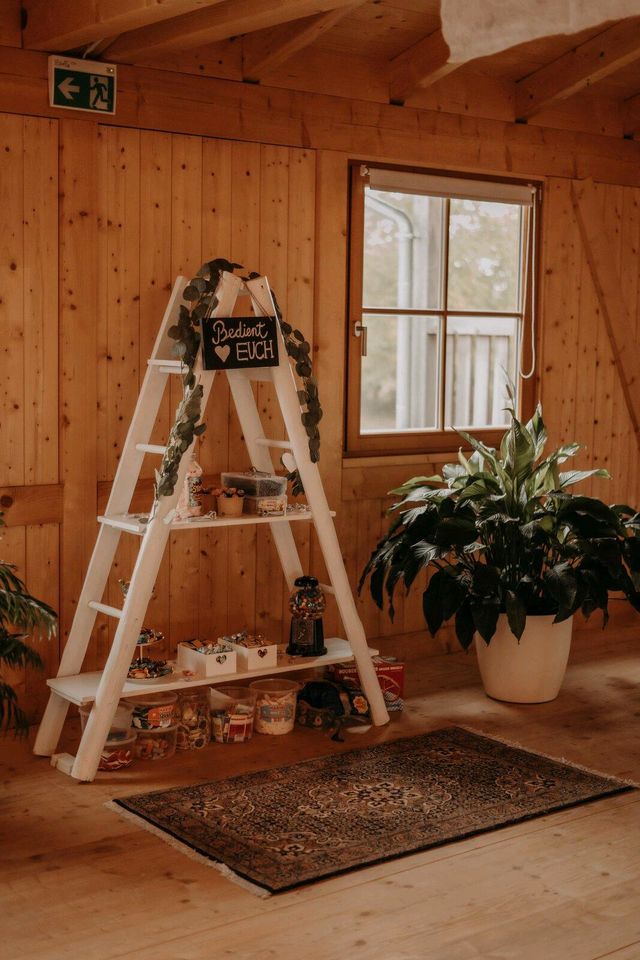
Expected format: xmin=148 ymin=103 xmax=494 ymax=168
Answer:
xmin=147 ymin=358 xmax=183 ymax=374
xmin=255 ymin=438 xmax=293 ymax=450
xmin=98 ymin=514 xmax=146 ymax=535
xmin=318 ymin=583 xmax=335 ymax=596
xmin=88 ymin=601 xmax=123 ymax=619
xmin=136 ymin=443 xmax=166 ymax=455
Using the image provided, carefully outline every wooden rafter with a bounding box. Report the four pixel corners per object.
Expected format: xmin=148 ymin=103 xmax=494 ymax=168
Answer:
xmin=22 ymin=0 xmax=223 ymax=52
xmin=103 ymin=0 xmax=359 ymax=63
xmin=388 ymin=29 xmax=459 ymax=104
xmin=517 ymin=20 xmax=640 ymax=120
xmin=242 ymin=2 xmax=364 ymax=81
xmin=571 ymin=178 xmax=640 ymax=448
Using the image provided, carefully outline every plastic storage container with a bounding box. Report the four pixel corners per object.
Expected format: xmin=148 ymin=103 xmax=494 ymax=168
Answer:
xmin=79 ymin=701 xmax=134 ymax=741
xmin=221 ymin=470 xmax=286 ymax=498
xmin=134 ymin=724 xmax=178 ymax=760
xmin=98 ymin=733 xmax=137 ymax=771
xmin=176 ymin=688 xmax=211 ymax=750
xmin=209 ymin=685 xmax=257 ymax=743
xmin=250 ymin=678 xmax=299 ymax=735
xmin=127 ymin=691 xmax=178 ymax=730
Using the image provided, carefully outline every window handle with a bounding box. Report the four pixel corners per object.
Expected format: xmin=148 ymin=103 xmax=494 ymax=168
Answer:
xmin=354 ymin=321 xmax=368 ymax=357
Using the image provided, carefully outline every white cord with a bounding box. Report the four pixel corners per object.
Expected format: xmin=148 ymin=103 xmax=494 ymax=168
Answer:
xmin=519 ymin=190 xmax=537 ymax=380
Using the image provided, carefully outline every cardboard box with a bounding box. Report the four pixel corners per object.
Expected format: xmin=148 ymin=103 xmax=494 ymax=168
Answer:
xmin=327 ymin=656 xmax=405 ymax=712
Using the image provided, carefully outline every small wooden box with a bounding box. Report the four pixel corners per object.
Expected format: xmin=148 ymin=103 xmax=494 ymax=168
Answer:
xmin=177 ymin=642 xmax=237 ymax=677
xmin=228 ymin=635 xmax=278 ymax=670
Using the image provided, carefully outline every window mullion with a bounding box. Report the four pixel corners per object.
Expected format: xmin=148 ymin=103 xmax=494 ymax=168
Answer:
xmin=439 ymin=198 xmax=451 ymax=432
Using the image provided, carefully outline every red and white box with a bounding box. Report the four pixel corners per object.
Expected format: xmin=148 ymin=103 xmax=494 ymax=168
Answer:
xmin=327 ymin=656 xmax=405 ymax=712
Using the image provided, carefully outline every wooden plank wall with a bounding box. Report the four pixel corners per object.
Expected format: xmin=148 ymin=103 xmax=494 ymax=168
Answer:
xmin=1 ymin=113 xmax=640 ymax=720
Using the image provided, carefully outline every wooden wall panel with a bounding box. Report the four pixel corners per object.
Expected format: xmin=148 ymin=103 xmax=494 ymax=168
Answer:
xmin=0 ymin=114 xmax=60 ymax=721
xmin=4 ymin=108 xmax=640 ymax=723
xmin=540 ymin=178 xmax=640 ymax=508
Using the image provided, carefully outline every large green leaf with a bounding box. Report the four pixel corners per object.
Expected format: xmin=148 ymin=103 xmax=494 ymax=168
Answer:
xmin=505 ymin=590 xmax=527 ymax=640
xmin=423 ymin=573 xmax=444 ymax=636
xmin=559 ymin=469 xmax=610 ymax=489
xmin=455 ymin=603 xmax=476 ymax=650
xmin=388 ymin=475 xmax=443 ymax=496
xmin=471 ymin=600 xmax=500 ymax=642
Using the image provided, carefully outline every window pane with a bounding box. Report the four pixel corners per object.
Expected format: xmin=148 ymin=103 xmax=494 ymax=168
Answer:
xmin=360 ymin=314 xmax=440 ymax=433
xmin=363 ymin=188 xmax=444 ymax=310
xmin=444 ymin=316 xmax=518 ymax=429
xmin=448 ymin=199 xmax=522 ymax=312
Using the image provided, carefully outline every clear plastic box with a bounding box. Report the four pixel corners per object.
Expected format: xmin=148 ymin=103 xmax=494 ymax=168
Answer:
xmin=221 ymin=471 xmax=287 ymax=498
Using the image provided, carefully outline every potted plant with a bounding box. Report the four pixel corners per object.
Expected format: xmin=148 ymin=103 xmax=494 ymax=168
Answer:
xmin=359 ymin=394 xmax=640 ymax=703
xmin=0 ymin=512 xmax=57 ymax=733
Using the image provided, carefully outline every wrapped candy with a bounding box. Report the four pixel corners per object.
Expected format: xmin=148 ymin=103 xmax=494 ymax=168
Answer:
xmin=176 ymin=689 xmax=211 ymax=750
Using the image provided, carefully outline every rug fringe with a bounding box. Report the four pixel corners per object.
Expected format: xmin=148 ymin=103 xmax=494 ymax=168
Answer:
xmin=459 ymin=725 xmax=639 ymax=790
xmin=104 ymin=800 xmax=272 ymax=898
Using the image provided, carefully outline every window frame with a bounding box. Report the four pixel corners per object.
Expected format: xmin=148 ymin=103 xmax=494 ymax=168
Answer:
xmin=345 ymin=162 xmax=541 ymax=457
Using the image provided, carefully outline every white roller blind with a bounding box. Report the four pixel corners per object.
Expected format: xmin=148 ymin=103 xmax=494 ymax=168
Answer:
xmin=367 ymin=167 xmax=535 ymax=206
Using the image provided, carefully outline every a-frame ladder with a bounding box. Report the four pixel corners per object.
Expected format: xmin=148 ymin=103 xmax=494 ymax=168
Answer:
xmin=34 ymin=271 xmax=389 ymax=782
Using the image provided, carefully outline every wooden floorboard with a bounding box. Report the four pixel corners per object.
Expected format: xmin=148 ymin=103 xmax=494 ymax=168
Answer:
xmin=2 ymin=631 xmax=639 ymax=960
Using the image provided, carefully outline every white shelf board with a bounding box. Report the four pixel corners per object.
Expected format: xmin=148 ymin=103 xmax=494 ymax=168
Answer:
xmin=48 ymin=638 xmax=378 ymax=706
xmin=98 ymin=509 xmax=329 ymax=536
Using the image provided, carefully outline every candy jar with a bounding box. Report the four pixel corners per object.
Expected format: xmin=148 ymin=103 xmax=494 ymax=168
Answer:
xmin=176 ymin=688 xmax=211 ymax=750
xmin=286 ymin=576 xmax=327 ymax=657
xmin=176 ymin=457 xmax=204 ymax=520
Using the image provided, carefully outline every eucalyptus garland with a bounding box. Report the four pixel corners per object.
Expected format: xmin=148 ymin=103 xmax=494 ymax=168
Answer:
xmin=153 ymin=258 xmax=322 ymax=504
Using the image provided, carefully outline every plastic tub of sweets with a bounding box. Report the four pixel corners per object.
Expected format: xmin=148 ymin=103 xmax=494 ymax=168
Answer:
xmin=98 ymin=733 xmax=137 ymax=772
xmin=79 ymin=700 xmax=134 ymax=741
xmin=134 ymin=724 xmax=178 ymax=761
xmin=209 ymin=685 xmax=257 ymax=743
xmin=126 ymin=691 xmax=177 ymax=730
xmin=249 ymin=678 xmax=299 ymax=735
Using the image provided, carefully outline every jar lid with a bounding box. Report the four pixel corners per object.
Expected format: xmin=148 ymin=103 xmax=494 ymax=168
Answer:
xmin=294 ymin=575 xmax=319 ymax=587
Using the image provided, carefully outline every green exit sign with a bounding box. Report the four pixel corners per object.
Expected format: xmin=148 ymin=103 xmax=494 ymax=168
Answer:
xmin=48 ymin=56 xmax=117 ymax=115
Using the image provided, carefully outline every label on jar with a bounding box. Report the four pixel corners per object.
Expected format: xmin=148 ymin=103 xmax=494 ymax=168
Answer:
xmin=132 ymin=703 xmax=174 ymax=729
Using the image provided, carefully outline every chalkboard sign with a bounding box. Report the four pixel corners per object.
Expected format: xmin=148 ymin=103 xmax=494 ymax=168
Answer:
xmin=201 ymin=315 xmax=280 ymax=371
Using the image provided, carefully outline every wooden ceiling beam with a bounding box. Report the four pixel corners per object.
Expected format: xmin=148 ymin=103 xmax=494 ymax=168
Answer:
xmin=103 ymin=0 xmax=359 ymax=63
xmin=516 ymin=20 xmax=640 ymax=120
xmin=22 ymin=0 xmax=222 ymax=52
xmin=388 ymin=29 xmax=459 ymax=104
xmin=242 ymin=2 xmax=363 ymax=82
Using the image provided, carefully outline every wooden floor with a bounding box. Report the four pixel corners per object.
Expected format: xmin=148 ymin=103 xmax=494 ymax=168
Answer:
xmin=3 ymin=633 xmax=640 ymax=960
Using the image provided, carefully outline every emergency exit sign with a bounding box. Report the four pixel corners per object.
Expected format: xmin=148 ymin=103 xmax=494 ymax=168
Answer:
xmin=48 ymin=56 xmax=117 ymax=115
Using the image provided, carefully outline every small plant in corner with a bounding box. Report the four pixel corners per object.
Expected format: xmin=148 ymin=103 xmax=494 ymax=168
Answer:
xmin=359 ymin=391 xmax=640 ymax=701
xmin=0 ymin=513 xmax=57 ymax=734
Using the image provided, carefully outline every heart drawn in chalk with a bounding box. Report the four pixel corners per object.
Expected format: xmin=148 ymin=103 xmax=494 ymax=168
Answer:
xmin=215 ymin=345 xmax=231 ymax=363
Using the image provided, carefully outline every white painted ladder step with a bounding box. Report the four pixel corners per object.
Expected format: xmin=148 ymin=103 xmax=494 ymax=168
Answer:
xmin=136 ymin=443 xmax=166 ymax=454
xmin=87 ymin=601 xmax=123 ymax=619
xmin=147 ymin=358 xmax=184 ymax=375
xmin=255 ymin=438 xmax=293 ymax=450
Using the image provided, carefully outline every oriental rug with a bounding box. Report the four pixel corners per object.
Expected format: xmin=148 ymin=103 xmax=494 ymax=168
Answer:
xmin=113 ymin=727 xmax=632 ymax=894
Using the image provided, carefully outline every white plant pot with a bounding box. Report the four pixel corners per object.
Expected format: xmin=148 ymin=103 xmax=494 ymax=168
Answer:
xmin=475 ymin=613 xmax=573 ymax=704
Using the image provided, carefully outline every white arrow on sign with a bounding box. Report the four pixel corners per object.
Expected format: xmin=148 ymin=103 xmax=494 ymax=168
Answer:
xmin=57 ymin=76 xmax=80 ymax=100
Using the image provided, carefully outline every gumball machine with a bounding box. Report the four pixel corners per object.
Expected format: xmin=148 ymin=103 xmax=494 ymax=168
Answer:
xmin=286 ymin=576 xmax=327 ymax=657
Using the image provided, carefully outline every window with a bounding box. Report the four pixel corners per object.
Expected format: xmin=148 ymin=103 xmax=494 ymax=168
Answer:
xmin=346 ymin=164 xmax=539 ymax=455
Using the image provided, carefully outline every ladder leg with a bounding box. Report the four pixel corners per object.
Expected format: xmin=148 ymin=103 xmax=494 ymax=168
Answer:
xmin=33 ymin=525 xmax=122 ymax=756
xmin=243 ymin=277 xmax=389 ymax=727
xmin=35 ymin=280 xmax=192 ymax=759
xmin=71 ymin=520 xmax=172 ymax=781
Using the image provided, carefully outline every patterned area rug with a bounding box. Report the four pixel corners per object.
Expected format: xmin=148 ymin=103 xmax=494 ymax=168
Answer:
xmin=114 ymin=727 xmax=632 ymax=894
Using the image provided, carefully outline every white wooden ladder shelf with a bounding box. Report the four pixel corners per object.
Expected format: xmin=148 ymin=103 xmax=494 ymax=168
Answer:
xmin=34 ymin=271 xmax=389 ymax=782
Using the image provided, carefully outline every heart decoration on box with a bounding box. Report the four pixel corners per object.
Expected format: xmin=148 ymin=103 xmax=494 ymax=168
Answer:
xmin=215 ymin=345 xmax=231 ymax=364
xmin=258 ymin=648 xmax=268 ymax=658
